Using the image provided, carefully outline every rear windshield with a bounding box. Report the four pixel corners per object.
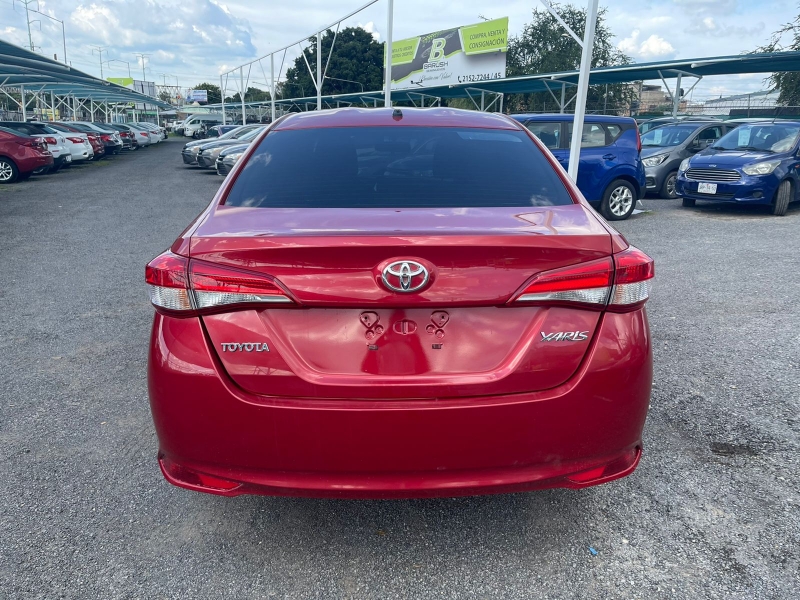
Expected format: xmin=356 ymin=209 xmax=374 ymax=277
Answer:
xmin=223 ymin=126 xmax=572 ymax=208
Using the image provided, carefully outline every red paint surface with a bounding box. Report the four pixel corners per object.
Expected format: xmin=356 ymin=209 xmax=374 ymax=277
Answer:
xmin=147 ymin=108 xmax=652 ymax=498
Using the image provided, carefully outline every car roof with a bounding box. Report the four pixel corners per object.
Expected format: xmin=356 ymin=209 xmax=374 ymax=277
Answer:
xmin=509 ymin=113 xmax=635 ymax=125
xmin=0 ymin=125 xmax=31 ymax=137
xmin=274 ymin=107 xmax=520 ymax=131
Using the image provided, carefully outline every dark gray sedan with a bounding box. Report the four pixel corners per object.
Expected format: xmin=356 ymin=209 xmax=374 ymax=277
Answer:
xmin=641 ymin=122 xmax=735 ymax=198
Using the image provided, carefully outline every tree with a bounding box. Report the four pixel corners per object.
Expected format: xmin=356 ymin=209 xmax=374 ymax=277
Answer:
xmin=503 ymin=3 xmax=636 ymax=114
xmin=191 ymin=82 xmax=221 ymax=104
xmin=283 ymin=27 xmax=384 ymax=99
xmin=225 ymin=86 xmax=271 ymax=104
xmin=755 ymin=10 xmax=800 ymax=105
xmin=158 ymin=90 xmax=172 ymax=103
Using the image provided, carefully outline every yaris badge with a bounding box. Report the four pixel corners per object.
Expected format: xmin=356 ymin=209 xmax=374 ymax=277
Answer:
xmin=382 ymin=260 xmax=429 ymax=293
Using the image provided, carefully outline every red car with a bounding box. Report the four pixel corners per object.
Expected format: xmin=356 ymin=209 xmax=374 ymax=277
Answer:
xmin=0 ymin=126 xmax=53 ymax=183
xmin=146 ymin=108 xmax=654 ymax=498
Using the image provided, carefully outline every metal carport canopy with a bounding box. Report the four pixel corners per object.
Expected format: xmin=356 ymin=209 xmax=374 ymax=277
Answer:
xmin=0 ymin=38 xmax=172 ymax=108
xmin=215 ymin=50 xmax=800 ymax=111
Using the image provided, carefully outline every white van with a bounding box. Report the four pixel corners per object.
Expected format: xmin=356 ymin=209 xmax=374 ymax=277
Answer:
xmin=183 ymin=114 xmax=223 ymax=138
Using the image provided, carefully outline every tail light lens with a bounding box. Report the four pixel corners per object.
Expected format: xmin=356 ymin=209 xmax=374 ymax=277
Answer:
xmin=66 ymin=137 xmax=84 ymax=144
xmin=44 ymin=136 xmax=58 ymax=145
xmin=140 ymin=132 xmax=148 ymax=137
xmin=100 ymin=134 xmax=112 ymax=142
xmin=145 ymin=251 xmax=292 ymax=316
xmin=513 ymin=246 xmax=653 ymax=311
xmin=636 ymin=128 xmax=642 ymax=153
xmin=607 ymin=246 xmax=654 ymax=311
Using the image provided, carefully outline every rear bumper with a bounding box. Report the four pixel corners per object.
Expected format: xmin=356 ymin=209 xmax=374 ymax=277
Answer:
xmin=148 ymin=310 xmax=652 ymax=499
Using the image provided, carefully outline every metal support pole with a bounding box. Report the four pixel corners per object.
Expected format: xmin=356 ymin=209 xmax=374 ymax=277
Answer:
xmin=50 ymin=91 xmax=55 ymax=120
xmin=240 ymin=66 xmax=246 ymax=124
xmin=221 ymin=75 xmax=226 ymax=125
xmin=271 ymin=54 xmax=276 ymax=122
xmin=71 ymin=94 xmax=76 ymax=119
xmin=672 ymin=73 xmax=682 ymax=117
xmin=603 ymin=83 xmax=608 ymax=114
xmin=566 ymin=0 xmax=599 ymax=181
xmin=317 ymin=31 xmax=322 ymax=111
xmin=90 ymin=99 xmax=94 ymax=121
xmin=384 ymin=0 xmax=394 ymax=107
xmin=481 ymin=91 xmax=485 ymax=111
xmin=21 ymin=85 xmax=26 ymax=121
xmin=560 ymin=83 xmax=565 ymax=114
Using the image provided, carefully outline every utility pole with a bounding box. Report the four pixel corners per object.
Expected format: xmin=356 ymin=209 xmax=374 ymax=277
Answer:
xmin=91 ymin=46 xmax=107 ymax=78
xmin=134 ymin=53 xmax=150 ymax=82
xmin=15 ymin=0 xmax=36 ymax=50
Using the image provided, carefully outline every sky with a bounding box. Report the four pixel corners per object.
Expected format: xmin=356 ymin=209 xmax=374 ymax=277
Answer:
xmin=0 ymin=0 xmax=796 ymax=102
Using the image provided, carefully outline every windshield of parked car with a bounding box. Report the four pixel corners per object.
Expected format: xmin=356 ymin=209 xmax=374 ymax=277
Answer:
xmin=641 ymin=125 xmax=699 ymax=147
xmin=224 ymin=126 xmax=573 ymax=209
xmin=711 ymin=124 xmax=800 ymax=153
xmin=237 ymin=127 xmax=266 ymax=142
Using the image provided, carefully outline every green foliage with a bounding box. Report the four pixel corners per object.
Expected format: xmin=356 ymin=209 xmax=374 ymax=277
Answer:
xmin=755 ymin=9 xmax=800 ymax=105
xmin=282 ymin=27 xmax=384 ymax=99
xmin=503 ymin=3 xmax=636 ymax=114
xmin=226 ymin=87 xmax=271 ymax=104
xmin=191 ymin=82 xmax=221 ymax=104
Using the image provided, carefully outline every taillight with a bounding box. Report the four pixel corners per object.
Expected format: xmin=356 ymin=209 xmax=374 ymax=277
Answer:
xmin=636 ymin=128 xmax=642 ymax=153
xmin=145 ymin=251 xmax=292 ymax=315
xmin=513 ymin=246 xmax=653 ymax=310
xmin=100 ymin=134 xmax=112 ymax=142
xmin=44 ymin=136 xmax=58 ymax=145
xmin=608 ymin=246 xmax=654 ymax=311
xmin=515 ymin=257 xmax=613 ymax=308
xmin=67 ymin=137 xmax=84 ymax=144
xmin=140 ymin=132 xmax=148 ymax=137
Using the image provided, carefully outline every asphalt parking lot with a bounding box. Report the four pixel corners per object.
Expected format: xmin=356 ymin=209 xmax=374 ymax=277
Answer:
xmin=1 ymin=137 xmax=798 ymax=599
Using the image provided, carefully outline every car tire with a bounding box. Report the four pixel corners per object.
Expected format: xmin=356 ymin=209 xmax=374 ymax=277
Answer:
xmin=600 ymin=179 xmax=637 ymax=221
xmin=0 ymin=157 xmax=19 ymax=183
xmin=772 ymin=180 xmax=791 ymax=216
xmin=682 ymin=197 xmax=696 ymax=207
xmin=660 ymin=171 xmax=678 ymax=199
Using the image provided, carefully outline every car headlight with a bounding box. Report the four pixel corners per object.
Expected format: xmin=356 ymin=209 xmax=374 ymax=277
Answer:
xmin=224 ymin=152 xmax=244 ymax=162
xmin=642 ymin=153 xmax=669 ymax=168
xmin=742 ymin=160 xmax=781 ymax=176
xmin=679 ymin=158 xmax=691 ymax=173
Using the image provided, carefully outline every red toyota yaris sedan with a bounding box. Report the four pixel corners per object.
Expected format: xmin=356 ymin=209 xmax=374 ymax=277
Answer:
xmin=146 ymin=108 xmax=653 ymax=498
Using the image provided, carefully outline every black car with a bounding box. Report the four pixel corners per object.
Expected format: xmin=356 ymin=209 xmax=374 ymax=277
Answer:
xmin=95 ymin=123 xmax=136 ymax=150
xmin=66 ymin=123 xmax=123 ymax=154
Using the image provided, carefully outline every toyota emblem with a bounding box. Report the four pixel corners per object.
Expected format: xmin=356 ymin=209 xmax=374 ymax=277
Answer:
xmin=381 ymin=260 xmax=430 ymax=293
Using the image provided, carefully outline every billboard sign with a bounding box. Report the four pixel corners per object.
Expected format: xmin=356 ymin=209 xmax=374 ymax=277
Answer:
xmin=186 ymin=89 xmax=209 ymax=103
xmin=387 ymin=17 xmax=508 ymax=90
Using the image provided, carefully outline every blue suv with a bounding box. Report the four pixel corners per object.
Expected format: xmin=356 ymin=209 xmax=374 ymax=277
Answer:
xmin=675 ymin=121 xmax=800 ymax=216
xmin=510 ymin=114 xmax=645 ymax=220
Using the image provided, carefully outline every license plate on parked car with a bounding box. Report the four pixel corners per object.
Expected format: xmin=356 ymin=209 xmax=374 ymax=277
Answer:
xmin=698 ymin=182 xmax=717 ymax=194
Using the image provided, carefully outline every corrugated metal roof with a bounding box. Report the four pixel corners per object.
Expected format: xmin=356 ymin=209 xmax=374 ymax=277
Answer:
xmin=0 ymin=39 xmax=172 ymax=108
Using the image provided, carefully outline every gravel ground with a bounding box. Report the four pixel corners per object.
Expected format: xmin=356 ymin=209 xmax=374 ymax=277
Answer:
xmin=1 ymin=139 xmax=798 ymax=599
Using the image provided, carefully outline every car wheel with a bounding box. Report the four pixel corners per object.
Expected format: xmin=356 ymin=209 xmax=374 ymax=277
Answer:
xmin=772 ymin=180 xmax=791 ymax=216
xmin=0 ymin=157 xmax=19 ymax=183
xmin=600 ymin=179 xmax=636 ymax=221
xmin=660 ymin=171 xmax=678 ymax=199
xmin=682 ymin=197 xmax=696 ymax=207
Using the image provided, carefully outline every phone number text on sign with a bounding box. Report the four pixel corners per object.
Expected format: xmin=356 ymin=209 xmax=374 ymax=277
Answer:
xmin=457 ymin=72 xmax=504 ymax=83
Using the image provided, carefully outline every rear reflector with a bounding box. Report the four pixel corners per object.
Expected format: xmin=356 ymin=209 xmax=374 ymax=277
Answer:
xmin=145 ymin=251 xmax=292 ymax=315
xmin=514 ymin=246 xmax=653 ymax=310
